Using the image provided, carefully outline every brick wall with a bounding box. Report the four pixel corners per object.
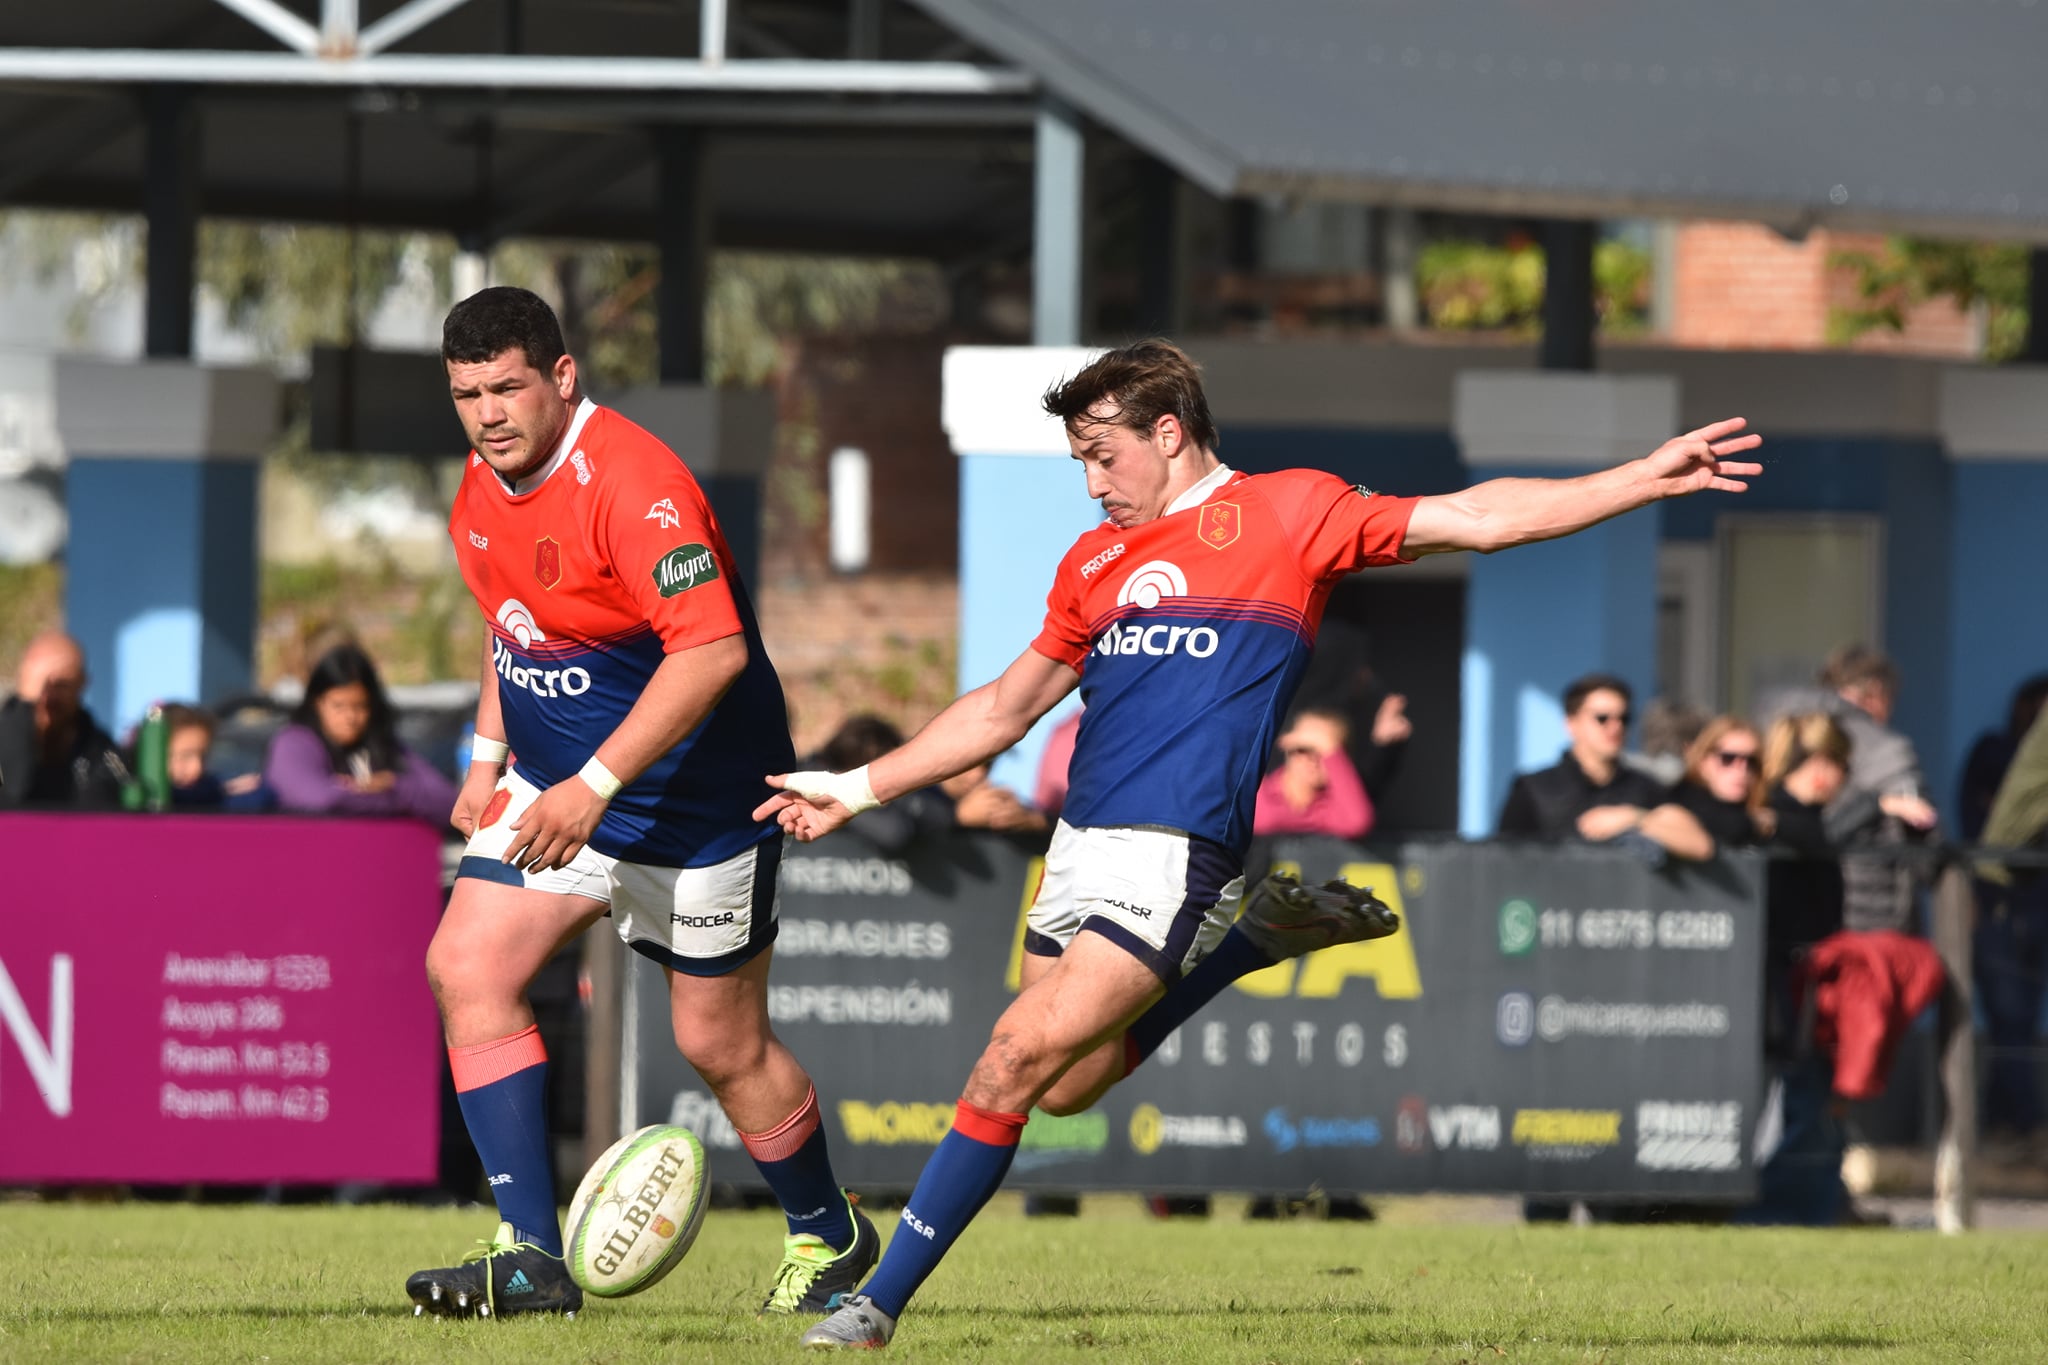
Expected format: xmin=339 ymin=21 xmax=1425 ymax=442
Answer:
xmin=756 ymin=572 xmax=959 ymax=758
xmin=1671 ymin=221 xmax=1979 ymax=356
xmin=756 ymin=331 xmax=965 ymax=755
xmin=763 ymin=332 xmax=958 ymax=580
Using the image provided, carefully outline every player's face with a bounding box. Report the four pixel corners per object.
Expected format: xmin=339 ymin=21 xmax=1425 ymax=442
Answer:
xmin=447 ymin=348 xmax=579 ymax=482
xmin=1067 ymin=413 xmax=1179 ymax=529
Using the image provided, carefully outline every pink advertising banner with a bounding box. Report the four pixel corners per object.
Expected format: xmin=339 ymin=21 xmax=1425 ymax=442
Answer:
xmin=0 ymin=813 xmax=446 ymax=1184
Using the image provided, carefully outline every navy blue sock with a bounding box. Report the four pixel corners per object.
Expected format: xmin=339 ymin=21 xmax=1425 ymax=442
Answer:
xmin=1124 ymin=924 xmax=1275 ymax=1068
xmin=450 ymin=1025 xmax=562 ymax=1256
xmin=860 ymin=1101 xmax=1026 ymax=1318
xmin=741 ymin=1086 xmax=856 ymax=1247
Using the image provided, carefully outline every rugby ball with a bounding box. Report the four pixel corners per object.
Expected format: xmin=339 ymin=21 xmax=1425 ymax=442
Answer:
xmin=564 ymin=1124 xmax=709 ymax=1297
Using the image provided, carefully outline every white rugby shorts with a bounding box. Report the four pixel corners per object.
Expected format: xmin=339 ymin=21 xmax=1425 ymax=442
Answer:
xmin=1025 ymin=821 xmax=1244 ymax=982
xmin=456 ymin=768 xmax=780 ymax=976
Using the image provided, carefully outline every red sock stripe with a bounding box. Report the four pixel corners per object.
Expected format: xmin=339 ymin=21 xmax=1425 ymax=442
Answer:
xmin=448 ymin=1024 xmax=546 ymax=1093
xmin=738 ymin=1085 xmax=822 ymax=1163
xmin=952 ymin=1099 xmax=1029 ymax=1147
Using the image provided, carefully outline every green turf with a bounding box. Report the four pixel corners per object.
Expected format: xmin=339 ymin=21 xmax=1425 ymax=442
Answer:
xmin=1 ymin=1198 xmax=2043 ymax=1363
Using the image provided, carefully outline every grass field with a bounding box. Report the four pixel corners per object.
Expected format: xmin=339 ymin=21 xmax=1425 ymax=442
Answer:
xmin=3 ymin=1197 xmax=2044 ymax=1364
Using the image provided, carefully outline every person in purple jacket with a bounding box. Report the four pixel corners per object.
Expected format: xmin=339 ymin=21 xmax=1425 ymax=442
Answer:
xmin=265 ymin=643 xmax=456 ymax=825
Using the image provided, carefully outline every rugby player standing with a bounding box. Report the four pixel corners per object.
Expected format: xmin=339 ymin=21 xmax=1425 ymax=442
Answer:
xmin=757 ymin=340 xmax=1763 ymax=1349
xmin=407 ymin=288 xmax=875 ymax=1319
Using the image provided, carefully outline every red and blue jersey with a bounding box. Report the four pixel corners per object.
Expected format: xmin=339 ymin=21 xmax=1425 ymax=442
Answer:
xmin=449 ymin=400 xmax=792 ymax=869
xmin=1032 ymin=467 xmax=1418 ymax=855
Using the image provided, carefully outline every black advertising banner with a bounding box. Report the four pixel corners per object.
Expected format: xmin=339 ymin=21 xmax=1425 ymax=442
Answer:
xmin=623 ymin=834 xmax=1764 ymax=1201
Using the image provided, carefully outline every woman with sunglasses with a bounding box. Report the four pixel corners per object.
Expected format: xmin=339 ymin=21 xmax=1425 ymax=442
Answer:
xmin=1666 ymin=716 xmax=1772 ymax=852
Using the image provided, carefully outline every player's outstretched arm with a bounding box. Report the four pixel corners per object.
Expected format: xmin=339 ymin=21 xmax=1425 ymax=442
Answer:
xmin=1401 ymin=417 xmax=1763 ymax=557
xmin=757 ymin=646 xmax=1079 ymax=841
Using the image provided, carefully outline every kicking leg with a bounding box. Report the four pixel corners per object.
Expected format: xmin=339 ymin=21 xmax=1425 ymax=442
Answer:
xmin=667 ymin=950 xmax=876 ymax=1314
xmin=804 ymin=930 xmax=1162 ymax=1348
xmin=1124 ymin=869 xmax=1399 ymax=1071
xmin=1030 ymin=949 xmax=1161 ymax=1117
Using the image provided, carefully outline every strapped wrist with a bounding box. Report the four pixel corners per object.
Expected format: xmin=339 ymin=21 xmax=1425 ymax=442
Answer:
xmin=578 ymin=755 xmax=623 ymax=801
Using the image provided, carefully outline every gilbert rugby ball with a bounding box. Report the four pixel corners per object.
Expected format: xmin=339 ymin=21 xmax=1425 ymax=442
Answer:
xmin=564 ymin=1124 xmax=709 ymax=1297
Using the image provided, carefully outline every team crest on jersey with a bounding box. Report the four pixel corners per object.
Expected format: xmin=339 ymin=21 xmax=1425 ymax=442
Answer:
xmin=535 ymin=536 xmax=563 ymax=589
xmin=1197 ymin=502 xmax=1241 ymax=551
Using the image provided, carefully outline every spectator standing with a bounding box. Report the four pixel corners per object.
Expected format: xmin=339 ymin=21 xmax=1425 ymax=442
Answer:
xmin=1254 ymin=707 xmax=1373 ymax=840
xmin=1496 ymin=673 xmax=1710 ymax=860
xmin=264 ymin=643 xmax=457 ymax=825
xmin=1664 ymin=716 xmax=1770 ymax=852
xmin=1290 ymin=619 xmax=1410 ymax=807
xmin=1960 ymin=674 xmax=2048 ymax=842
xmin=1973 ymin=695 xmax=2048 ymax=1151
xmin=0 ymin=630 xmax=127 ymax=809
xmin=1763 ymin=644 xmax=1926 ymax=809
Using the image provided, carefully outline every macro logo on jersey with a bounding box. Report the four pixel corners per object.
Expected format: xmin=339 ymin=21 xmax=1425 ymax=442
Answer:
xmin=571 ymin=449 xmax=593 ymax=484
xmin=1114 ymin=560 xmax=1187 ymax=609
xmin=535 ymin=536 xmax=564 ymax=589
xmin=496 ymin=598 xmax=547 ymax=646
xmin=653 ymin=543 xmax=720 ymax=598
xmin=645 ymin=498 xmax=681 ymax=530
xmin=1197 ymin=502 xmax=1240 ymax=551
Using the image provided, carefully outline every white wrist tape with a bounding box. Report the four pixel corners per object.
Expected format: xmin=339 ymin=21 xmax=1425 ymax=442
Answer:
xmin=780 ymin=764 xmax=880 ymax=815
xmin=577 ymin=756 xmax=623 ymax=801
xmin=469 ymin=735 xmax=510 ymax=766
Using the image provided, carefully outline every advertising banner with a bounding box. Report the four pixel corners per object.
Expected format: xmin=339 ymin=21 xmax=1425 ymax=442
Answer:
xmin=625 ymin=833 xmax=1765 ymax=1200
xmin=0 ymin=813 xmax=446 ymax=1184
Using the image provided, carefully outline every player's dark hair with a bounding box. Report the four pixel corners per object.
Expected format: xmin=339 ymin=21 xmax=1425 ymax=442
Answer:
xmin=1564 ymin=673 xmax=1633 ymax=719
xmin=1042 ymin=339 xmax=1219 ymax=453
xmin=442 ymin=286 xmax=567 ymax=374
xmin=292 ymin=642 xmax=403 ymax=776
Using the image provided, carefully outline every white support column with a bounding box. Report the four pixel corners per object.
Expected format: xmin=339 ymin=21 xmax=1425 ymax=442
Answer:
xmin=700 ymin=0 xmax=728 ymax=65
xmin=1033 ymin=96 xmax=1085 ymax=347
xmin=320 ymin=0 xmax=359 ymax=55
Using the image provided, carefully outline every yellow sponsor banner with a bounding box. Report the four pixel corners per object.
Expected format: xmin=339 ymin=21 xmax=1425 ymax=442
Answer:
xmin=1510 ymin=1109 xmax=1622 ymax=1147
xmin=836 ymin=1100 xmax=956 ymax=1146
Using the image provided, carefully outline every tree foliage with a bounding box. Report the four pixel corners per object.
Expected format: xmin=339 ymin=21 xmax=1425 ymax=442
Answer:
xmin=1830 ymin=238 xmax=2026 ymax=359
xmin=1418 ymin=238 xmax=1651 ymax=334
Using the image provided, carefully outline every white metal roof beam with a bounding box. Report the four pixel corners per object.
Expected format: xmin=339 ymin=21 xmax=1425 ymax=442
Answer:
xmin=0 ymin=50 xmax=1032 ymax=95
xmin=206 ymin=0 xmax=320 ymax=54
xmin=358 ymin=0 xmax=475 ymax=56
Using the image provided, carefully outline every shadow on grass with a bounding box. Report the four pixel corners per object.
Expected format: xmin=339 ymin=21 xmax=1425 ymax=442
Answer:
xmin=911 ymin=1306 xmax=1894 ymax=1351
